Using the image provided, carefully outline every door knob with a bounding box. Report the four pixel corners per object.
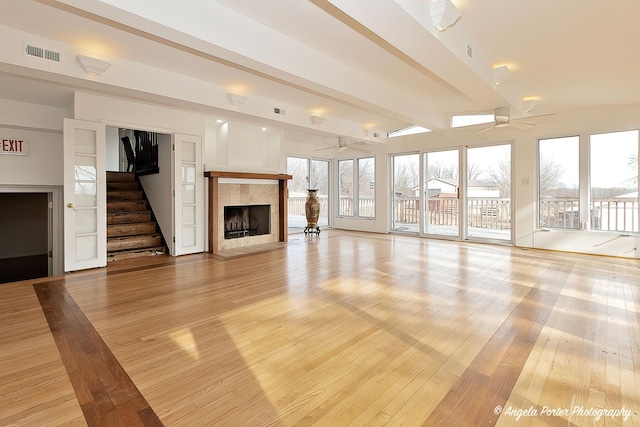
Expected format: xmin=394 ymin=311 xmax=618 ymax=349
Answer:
xmin=66 ymin=203 xmax=75 ymax=209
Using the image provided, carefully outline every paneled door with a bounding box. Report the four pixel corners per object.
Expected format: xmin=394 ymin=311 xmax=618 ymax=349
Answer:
xmin=173 ymin=133 xmax=204 ymax=255
xmin=63 ymin=118 xmax=106 ymax=271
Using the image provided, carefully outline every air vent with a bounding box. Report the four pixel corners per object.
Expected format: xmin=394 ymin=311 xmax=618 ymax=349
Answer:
xmin=273 ymin=107 xmax=286 ymax=115
xmin=25 ymin=44 xmax=60 ymax=62
xmin=25 ymin=44 xmax=43 ymax=58
xmin=44 ymin=49 xmax=60 ymax=62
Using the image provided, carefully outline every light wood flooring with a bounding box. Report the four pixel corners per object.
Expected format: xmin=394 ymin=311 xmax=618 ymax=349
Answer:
xmin=1 ymin=230 xmax=639 ymax=426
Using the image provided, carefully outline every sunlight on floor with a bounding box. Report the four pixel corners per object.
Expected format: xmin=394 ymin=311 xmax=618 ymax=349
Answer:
xmin=169 ymin=328 xmax=201 ymax=360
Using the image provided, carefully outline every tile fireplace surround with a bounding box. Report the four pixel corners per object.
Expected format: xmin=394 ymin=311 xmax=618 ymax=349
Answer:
xmin=205 ymin=171 xmax=292 ymax=254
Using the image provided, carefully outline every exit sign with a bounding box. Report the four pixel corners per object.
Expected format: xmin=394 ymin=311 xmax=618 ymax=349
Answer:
xmin=1 ymin=138 xmax=28 ymax=155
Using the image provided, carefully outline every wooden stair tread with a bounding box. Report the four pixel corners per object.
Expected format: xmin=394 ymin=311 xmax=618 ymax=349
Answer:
xmin=106 ymin=171 xmax=136 ymax=180
xmin=107 ymin=182 xmax=140 ymax=191
xmin=107 ymin=190 xmax=144 ymax=201
xmin=107 ymin=222 xmax=158 ymax=238
xmin=106 ymin=246 xmax=167 ymax=261
xmin=107 ymin=200 xmax=148 ymax=212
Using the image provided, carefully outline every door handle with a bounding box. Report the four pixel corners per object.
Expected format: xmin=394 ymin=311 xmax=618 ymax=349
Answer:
xmin=66 ymin=202 xmax=76 ymax=210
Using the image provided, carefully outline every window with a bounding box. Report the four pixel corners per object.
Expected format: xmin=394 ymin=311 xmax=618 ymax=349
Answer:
xmin=590 ymin=130 xmax=638 ymax=232
xmin=287 ymin=157 xmax=330 ymax=229
xmin=358 ymin=157 xmax=375 ymax=218
xmin=451 ymin=113 xmax=494 ymax=128
xmin=338 ymin=157 xmax=376 ymax=218
xmin=538 ymin=136 xmax=579 ymax=229
xmin=338 ymin=159 xmax=354 ymax=216
xmin=387 ymin=126 xmax=431 ymax=138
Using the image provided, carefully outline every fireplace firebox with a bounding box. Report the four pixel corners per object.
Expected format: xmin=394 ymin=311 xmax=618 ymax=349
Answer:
xmin=224 ymin=205 xmax=271 ymax=239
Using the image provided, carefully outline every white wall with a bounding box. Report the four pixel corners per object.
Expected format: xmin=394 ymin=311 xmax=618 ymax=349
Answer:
xmin=0 ymin=126 xmax=64 ymax=186
xmin=105 ymin=126 xmax=120 ymax=171
xmin=208 ymin=120 xmax=283 ymax=173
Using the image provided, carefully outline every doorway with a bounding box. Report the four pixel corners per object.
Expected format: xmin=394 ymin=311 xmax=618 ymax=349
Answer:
xmin=0 ymin=192 xmax=51 ymax=283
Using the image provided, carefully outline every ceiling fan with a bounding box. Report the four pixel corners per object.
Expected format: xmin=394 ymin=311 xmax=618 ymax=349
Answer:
xmin=473 ymin=107 xmax=555 ymax=135
xmin=314 ymin=136 xmax=369 ymax=153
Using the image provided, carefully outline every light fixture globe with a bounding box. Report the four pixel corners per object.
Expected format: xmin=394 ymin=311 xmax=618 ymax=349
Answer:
xmin=310 ymin=115 xmax=325 ymax=126
xmin=430 ymin=0 xmax=461 ymax=32
xmin=76 ymin=54 xmax=111 ymax=75
xmin=226 ymin=93 xmax=248 ymax=108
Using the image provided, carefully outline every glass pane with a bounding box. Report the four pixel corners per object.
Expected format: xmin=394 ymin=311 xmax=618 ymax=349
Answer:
xmin=76 ymin=235 xmax=97 ymax=261
xmin=182 ymin=226 xmax=196 ymax=247
xmin=310 ymin=160 xmax=329 ymax=227
xmin=467 ymin=144 xmax=511 ymax=241
xmin=75 ymin=156 xmax=96 ymax=181
xmin=590 ymin=130 xmax=638 ymax=232
xmin=75 ymin=183 xmax=97 ymax=207
xmin=338 ymin=159 xmax=354 ymax=216
xmin=75 ymin=209 xmax=97 ymax=234
xmin=358 ymin=158 xmax=375 ymax=218
xmin=425 ymin=150 xmax=458 ymax=236
xmin=75 ymin=129 xmax=96 ymax=155
xmin=182 ymin=141 xmax=196 ymax=162
xmin=182 ymin=165 xmax=196 ymax=183
xmin=287 ymin=157 xmax=309 ymax=230
xmin=392 ymin=154 xmax=419 ymax=232
xmin=182 ymin=205 xmax=196 ymax=225
xmin=539 ymin=136 xmax=579 ymax=229
xmin=183 ymin=184 xmax=195 ymax=204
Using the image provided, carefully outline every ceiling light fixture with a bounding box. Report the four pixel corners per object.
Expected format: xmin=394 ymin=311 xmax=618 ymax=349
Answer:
xmin=310 ymin=115 xmax=325 ymax=126
xmin=430 ymin=0 xmax=461 ymax=32
xmin=226 ymin=93 xmax=248 ymax=108
xmin=492 ymin=65 xmax=511 ymax=85
xmin=76 ymin=54 xmax=110 ymax=75
xmin=522 ymin=99 xmax=538 ymax=113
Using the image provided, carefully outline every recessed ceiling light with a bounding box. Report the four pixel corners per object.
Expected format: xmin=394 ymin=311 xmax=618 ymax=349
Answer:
xmin=262 ymin=127 xmax=267 ymax=131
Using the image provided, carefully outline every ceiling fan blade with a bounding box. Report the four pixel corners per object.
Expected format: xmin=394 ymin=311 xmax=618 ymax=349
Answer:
xmin=473 ymin=124 xmax=496 ymax=135
xmin=511 ymin=112 xmax=556 ymax=122
xmin=510 ymin=122 xmax=536 ymax=130
xmin=314 ymin=146 xmax=336 ymax=152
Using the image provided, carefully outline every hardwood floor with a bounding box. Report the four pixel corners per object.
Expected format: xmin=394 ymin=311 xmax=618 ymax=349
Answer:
xmin=1 ymin=230 xmax=638 ymax=426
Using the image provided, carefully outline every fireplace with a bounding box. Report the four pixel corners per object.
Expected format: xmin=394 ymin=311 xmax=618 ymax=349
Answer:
xmin=205 ymin=171 xmax=292 ymax=253
xmin=224 ymin=205 xmax=271 ymax=239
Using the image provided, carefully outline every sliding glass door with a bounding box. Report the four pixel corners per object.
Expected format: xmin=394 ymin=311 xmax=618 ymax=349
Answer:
xmin=391 ymin=154 xmax=420 ymax=233
xmin=423 ymin=149 xmax=460 ymax=237
xmin=466 ymin=144 xmax=512 ymax=241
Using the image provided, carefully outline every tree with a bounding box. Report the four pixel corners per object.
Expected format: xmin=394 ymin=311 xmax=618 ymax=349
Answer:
xmin=467 ymin=163 xmax=482 ymax=180
xmin=629 ymin=154 xmax=638 ymax=186
xmin=539 ymin=155 xmax=566 ymax=196
xmin=428 ymin=160 xmax=456 ymax=180
xmin=486 ymin=157 xmax=511 ymax=197
xmin=392 ymin=157 xmax=419 ymax=195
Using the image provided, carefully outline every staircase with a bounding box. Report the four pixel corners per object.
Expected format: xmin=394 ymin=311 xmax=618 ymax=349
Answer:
xmin=107 ymin=172 xmax=167 ymax=261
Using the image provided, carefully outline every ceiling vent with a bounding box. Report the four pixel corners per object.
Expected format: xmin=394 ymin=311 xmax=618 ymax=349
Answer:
xmin=25 ymin=44 xmax=60 ymax=62
xmin=273 ymin=107 xmax=286 ymax=115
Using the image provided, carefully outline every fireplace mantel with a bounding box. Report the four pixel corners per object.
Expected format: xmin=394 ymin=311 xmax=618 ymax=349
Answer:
xmin=205 ymin=171 xmax=292 ymax=253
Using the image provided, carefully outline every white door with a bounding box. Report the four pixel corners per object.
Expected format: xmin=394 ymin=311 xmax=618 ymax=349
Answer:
xmin=172 ymin=133 xmax=204 ymax=255
xmin=63 ymin=118 xmax=107 ymax=271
